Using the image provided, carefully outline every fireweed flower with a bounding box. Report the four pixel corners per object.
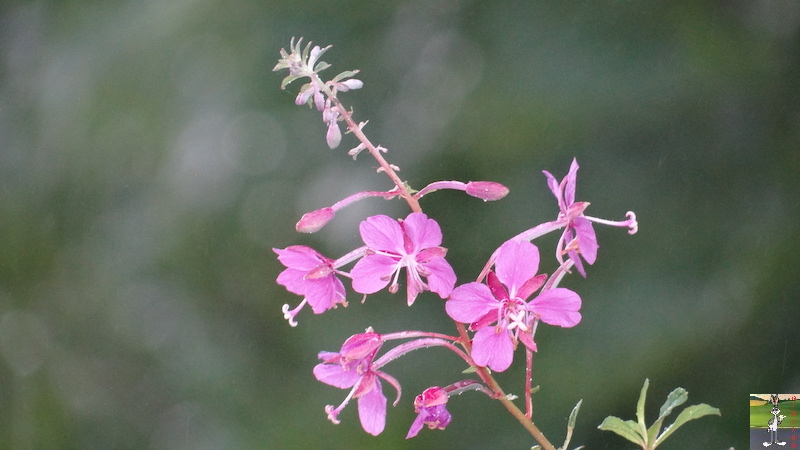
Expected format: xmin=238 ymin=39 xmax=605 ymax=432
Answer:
xmin=406 ymin=386 xmax=451 ymax=439
xmin=274 ymin=245 xmax=346 ymax=326
xmin=313 ymin=331 xmax=401 ymax=436
xmin=445 ymin=239 xmax=581 ymax=372
xmin=543 ymin=158 xmax=638 ymax=277
xmin=351 ymin=212 xmax=456 ymax=305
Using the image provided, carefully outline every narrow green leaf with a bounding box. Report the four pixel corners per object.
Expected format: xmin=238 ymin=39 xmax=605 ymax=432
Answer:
xmin=646 ymin=417 xmax=662 ymax=446
xmin=561 ymin=399 xmax=582 ymax=450
xmin=653 ymin=403 xmax=721 ymax=447
xmin=636 ymin=378 xmax=649 ymax=439
xmin=568 ymin=399 xmax=582 ymax=429
xmin=598 ymin=416 xmax=646 ymax=447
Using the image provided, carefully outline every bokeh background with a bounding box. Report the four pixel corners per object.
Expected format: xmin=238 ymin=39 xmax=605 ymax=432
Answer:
xmin=1 ymin=0 xmax=798 ymax=448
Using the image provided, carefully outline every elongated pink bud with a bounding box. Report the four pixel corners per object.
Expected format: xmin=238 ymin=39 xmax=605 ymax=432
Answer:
xmin=465 ymin=181 xmax=509 ymax=201
xmin=296 ymin=207 xmax=335 ymax=233
xmin=326 ymin=121 xmax=341 ymax=149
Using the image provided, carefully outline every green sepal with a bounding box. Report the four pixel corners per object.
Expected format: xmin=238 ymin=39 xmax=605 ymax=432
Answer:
xmin=313 ymin=61 xmax=331 ymax=73
xmin=332 ymin=70 xmax=360 ymax=82
xmin=281 ymin=75 xmax=303 ymax=90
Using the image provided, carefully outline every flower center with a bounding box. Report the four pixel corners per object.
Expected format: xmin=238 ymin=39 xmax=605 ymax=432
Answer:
xmin=500 ymin=297 xmax=529 ymax=332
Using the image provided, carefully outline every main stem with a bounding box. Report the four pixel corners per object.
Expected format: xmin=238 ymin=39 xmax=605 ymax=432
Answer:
xmin=316 ymin=78 xmax=421 ymax=213
xmin=454 ymin=322 xmax=556 ymax=450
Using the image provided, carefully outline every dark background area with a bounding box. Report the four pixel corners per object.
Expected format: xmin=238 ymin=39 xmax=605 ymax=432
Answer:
xmin=1 ymin=1 xmax=798 ymax=448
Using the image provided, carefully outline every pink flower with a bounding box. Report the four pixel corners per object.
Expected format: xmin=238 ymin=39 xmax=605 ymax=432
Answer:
xmin=274 ymin=245 xmax=346 ymax=326
xmin=406 ymin=386 xmax=451 ymax=439
xmin=351 ymin=213 xmax=456 ymax=306
xmin=542 ymin=158 xmax=598 ymax=277
xmin=313 ymin=331 xmax=401 ymax=436
xmin=445 ymin=240 xmax=581 ymax=372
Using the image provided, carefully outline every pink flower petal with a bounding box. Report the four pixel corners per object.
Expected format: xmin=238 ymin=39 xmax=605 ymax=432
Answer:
xmin=275 ymin=268 xmax=307 ymax=296
xmin=564 ymin=158 xmax=579 ymax=206
xmin=529 ymin=288 xmax=582 ymax=327
xmin=313 ymin=362 xmax=361 ymax=389
xmin=357 ymin=379 xmax=387 ymax=436
xmin=402 ymin=212 xmax=442 ymax=251
xmin=359 ymin=215 xmax=404 ymax=253
xmin=303 ymin=276 xmax=345 ymax=313
xmin=445 ymin=283 xmax=496 ymax=323
xmin=542 ymin=170 xmax=562 ymax=207
xmin=495 ymin=240 xmax=540 ymax=295
xmin=422 ymin=257 xmax=456 ymax=299
xmin=273 ymin=246 xmax=325 ymax=271
xmin=406 ymin=412 xmax=427 ymax=439
xmin=573 ymin=216 xmax=598 ymax=264
xmin=472 ymin=327 xmax=514 ymax=372
xmin=351 ymin=254 xmax=397 ymax=294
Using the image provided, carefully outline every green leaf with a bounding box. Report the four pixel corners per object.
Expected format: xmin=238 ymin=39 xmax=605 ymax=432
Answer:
xmin=598 ymin=416 xmax=646 ymax=447
xmin=568 ymin=399 xmax=582 ymax=430
xmin=646 ymin=418 xmax=662 ymax=446
xmin=647 ymin=387 xmax=689 ymax=444
xmin=658 ymin=388 xmax=688 ymax=420
xmin=653 ymin=403 xmax=720 ymax=447
xmin=561 ymin=399 xmax=582 ymax=450
xmin=636 ymin=378 xmax=649 ymax=439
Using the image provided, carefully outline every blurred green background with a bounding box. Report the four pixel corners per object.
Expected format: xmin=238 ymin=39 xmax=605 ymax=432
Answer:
xmin=1 ymin=0 xmax=798 ymax=448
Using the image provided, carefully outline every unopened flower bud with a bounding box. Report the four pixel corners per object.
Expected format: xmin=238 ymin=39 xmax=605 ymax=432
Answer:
xmin=295 ymin=84 xmax=314 ymax=106
xmin=337 ymin=79 xmax=363 ymax=91
xmin=296 ymin=207 xmax=335 ymax=233
xmin=326 ymin=121 xmax=342 ymax=149
xmin=465 ymin=181 xmax=509 ymax=201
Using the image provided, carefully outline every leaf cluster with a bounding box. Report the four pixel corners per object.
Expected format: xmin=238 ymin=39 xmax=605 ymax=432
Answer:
xmin=597 ymin=379 xmax=720 ymax=449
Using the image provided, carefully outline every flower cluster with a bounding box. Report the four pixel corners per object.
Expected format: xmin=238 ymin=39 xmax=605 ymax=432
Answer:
xmin=273 ymin=39 xmax=638 ymax=445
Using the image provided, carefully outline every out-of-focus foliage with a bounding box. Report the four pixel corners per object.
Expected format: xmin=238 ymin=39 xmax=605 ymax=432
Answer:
xmin=0 ymin=1 xmax=797 ymax=448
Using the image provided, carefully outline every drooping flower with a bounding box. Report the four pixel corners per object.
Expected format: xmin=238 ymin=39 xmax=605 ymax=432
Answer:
xmin=542 ymin=158 xmax=598 ymax=277
xmin=274 ymin=245 xmax=346 ymax=326
xmin=351 ymin=212 xmax=456 ymax=306
xmin=406 ymin=386 xmax=452 ymax=439
xmin=445 ymin=239 xmax=581 ymax=372
xmin=313 ymin=331 xmax=401 ymax=436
